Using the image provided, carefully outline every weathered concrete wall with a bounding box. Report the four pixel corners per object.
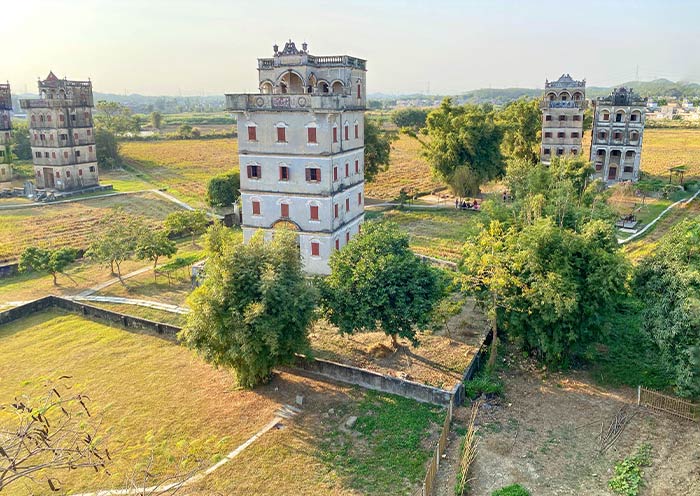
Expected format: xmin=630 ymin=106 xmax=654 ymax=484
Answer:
xmin=294 ymin=355 xmax=454 ymax=406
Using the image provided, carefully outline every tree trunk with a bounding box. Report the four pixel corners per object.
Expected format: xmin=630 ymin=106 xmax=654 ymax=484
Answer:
xmin=116 ymin=262 xmax=124 ymax=286
xmin=110 ymin=260 xmax=115 ymax=275
xmin=391 ymin=333 xmax=399 ymax=349
xmin=488 ymin=318 xmax=498 ymax=370
xmin=52 ymin=272 xmax=58 ymax=286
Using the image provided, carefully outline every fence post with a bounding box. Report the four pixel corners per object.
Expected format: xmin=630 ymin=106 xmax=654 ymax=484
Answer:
xmin=637 ymin=385 xmax=641 ymax=406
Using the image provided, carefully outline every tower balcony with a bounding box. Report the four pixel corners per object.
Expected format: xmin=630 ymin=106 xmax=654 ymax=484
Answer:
xmin=225 ymin=93 xmax=365 ymax=112
xmin=20 ymin=99 xmax=94 ymax=110
xmin=540 ymin=100 xmax=586 ymax=110
xmin=258 ymin=54 xmax=366 ymax=71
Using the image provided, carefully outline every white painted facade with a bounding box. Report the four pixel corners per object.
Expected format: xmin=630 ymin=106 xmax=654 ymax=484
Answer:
xmin=226 ymin=41 xmax=367 ymax=274
xmin=0 ymin=83 xmax=11 ymax=182
xmin=540 ymin=74 xmax=586 ymax=165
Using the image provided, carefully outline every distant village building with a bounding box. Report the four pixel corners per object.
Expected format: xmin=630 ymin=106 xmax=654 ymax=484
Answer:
xmin=20 ymin=72 xmax=99 ymax=191
xmin=590 ymin=87 xmax=646 ymax=183
xmin=540 ymin=74 xmax=586 ymax=165
xmin=0 ymin=83 xmax=11 ymax=182
xmin=225 ymin=41 xmax=367 ymax=274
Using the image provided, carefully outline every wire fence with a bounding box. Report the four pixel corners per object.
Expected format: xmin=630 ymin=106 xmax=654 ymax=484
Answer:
xmin=638 ymin=386 xmax=698 ymax=422
xmin=419 ymin=398 xmax=454 ymax=496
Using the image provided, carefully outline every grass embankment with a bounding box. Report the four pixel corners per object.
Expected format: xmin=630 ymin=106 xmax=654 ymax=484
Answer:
xmin=0 ymin=191 xmax=181 ymax=262
xmin=120 ymin=139 xmax=239 ymax=207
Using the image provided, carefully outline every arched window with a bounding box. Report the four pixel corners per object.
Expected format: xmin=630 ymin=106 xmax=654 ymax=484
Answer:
xmin=602 ymin=111 xmax=610 ymax=121
xmin=331 ymin=81 xmax=344 ymax=94
xmin=615 ymin=110 xmax=625 ymax=123
xmin=630 ymin=131 xmax=639 ymax=141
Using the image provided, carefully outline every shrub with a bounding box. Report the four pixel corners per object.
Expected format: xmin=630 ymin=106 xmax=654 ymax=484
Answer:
xmin=206 ymin=171 xmax=240 ymax=207
xmin=608 ymin=443 xmax=652 ymax=496
xmin=464 ymin=369 xmax=504 ymax=400
xmin=491 ymin=484 xmax=531 ymax=496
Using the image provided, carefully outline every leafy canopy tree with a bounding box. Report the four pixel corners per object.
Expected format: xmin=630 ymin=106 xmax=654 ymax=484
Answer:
xmin=392 ymin=108 xmax=429 ymax=131
xmin=150 ymin=111 xmax=163 ymax=130
xmin=165 ymin=209 xmax=209 ymax=246
xmin=634 ymin=218 xmax=700 ymax=396
xmin=94 ymin=128 xmax=120 ymax=169
xmin=423 ymin=99 xmax=505 ymax=191
xmin=448 ymin=165 xmax=481 ymax=200
xmin=496 ymin=98 xmax=541 ymax=164
xmin=94 ymin=101 xmax=140 ymax=137
xmin=206 ymin=171 xmax=240 ymax=208
xmin=135 ymin=230 xmax=177 ymax=277
xmin=18 ymin=246 xmax=78 ymax=286
xmin=181 ymin=227 xmax=317 ymax=388
xmin=10 ymin=122 xmax=32 ymax=161
xmin=321 ymin=222 xmax=445 ymax=347
xmin=86 ymin=210 xmax=145 ymax=283
xmin=363 ymin=117 xmax=392 ymax=182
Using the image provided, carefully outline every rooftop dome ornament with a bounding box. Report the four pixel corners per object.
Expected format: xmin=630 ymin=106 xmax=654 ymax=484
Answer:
xmin=273 ymin=43 xmax=279 ymax=55
xmin=302 ymin=42 xmax=308 ymax=52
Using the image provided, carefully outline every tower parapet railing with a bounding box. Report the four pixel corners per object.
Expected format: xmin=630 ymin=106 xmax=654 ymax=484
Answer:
xmin=20 ymin=99 xmax=94 ymax=110
xmin=540 ymin=100 xmax=586 ymax=110
xmin=258 ymin=54 xmax=366 ymax=70
xmin=225 ymin=93 xmax=365 ymax=112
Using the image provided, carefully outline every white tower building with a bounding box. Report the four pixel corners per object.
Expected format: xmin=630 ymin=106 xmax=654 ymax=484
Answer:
xmin=225 ymin=41 xmax=367 ymax=274
xmin=540 ymin=74 xmax=586 ymax=165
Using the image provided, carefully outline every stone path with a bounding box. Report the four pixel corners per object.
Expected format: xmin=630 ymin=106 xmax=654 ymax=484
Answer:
xmin=0 ymin=189 xmax=153 ymax=210
xmin=71 ymin=295 xmax=190 ymax=314
xmin=76 ymin=266 xmax=154 ymax=297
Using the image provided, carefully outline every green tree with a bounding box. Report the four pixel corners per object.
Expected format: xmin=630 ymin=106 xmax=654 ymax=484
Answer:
xmin=18 ymin=246 xmax=78 ymax=286
xmin=165 ymin=209 xmax=208 ymax=246
xmin=94 ymin=128 xmax=120 ymax=169
xmin=178 ymin=124 xmax=193 ymax=139
xmin=497 ymin=98 xmax=541 ymax=164
xmin=10 ymin=121 xmax=31 ymax=161
xmin=363 ymin=117 xmax=392 ymax=182
xmin=448 ymin=165 xmax=481 ymax=200
xmin=86 ymin=211 xmax=145 ymax=283
xmin=321 ymin=222 xmax=445 ymax=347
xmin=392 ymin=108 xmax=429 ymax=131
xmin=93 ymin=101 xmax=140 ymax=137
xmin=206 ymin=171 xmax=240 ymax=208
xmin=135 ymin=230 xmax=177 ymax=277
xmin=150 ymin=111 xmax=163 ymax=130
xmin=181 ymin=228 xmax=317 ymax=388
xmin=423 ymin=99 xmax=505 ymax=189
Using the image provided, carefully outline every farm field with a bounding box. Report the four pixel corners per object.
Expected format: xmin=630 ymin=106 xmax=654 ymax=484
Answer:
xmin=0 ymin=191 xmax=182 ymax=263
xmin=0 ymin=311 xmax=443 ymax=496
xmin=370 ymin=207 xmax=484 ymax=262
xmin=120 ymin=138 xmax=239 ymax=207
xmin=640 ymin=128 xmax=700 ymax=179
xmin=365 ymin=134 xmax=443 ymax=201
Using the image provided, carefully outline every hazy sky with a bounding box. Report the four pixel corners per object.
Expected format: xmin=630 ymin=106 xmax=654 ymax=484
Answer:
xmin=5 ymin=0 xmax=700 ymax=96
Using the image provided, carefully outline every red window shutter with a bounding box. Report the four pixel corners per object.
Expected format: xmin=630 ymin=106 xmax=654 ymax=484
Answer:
xmin=355 ymin=124 xmax=359 ymax=138
xmin=252 ymin=201 xmax=261 ymax=215
xmin=357 ymin=84 xmax=361 ymax=99
xmin=51 ymin=152 xmax=56 ymax=159
xmin=64 ymin=151 xmax=68 ymax=158
xmin=281 ymin=203 xmax=289 ymax=218
xmin=307 ymin=127 xmax=317 ymax=143
xmin=277 ymin=127 xmax=286 ymax=142
xmin=305 ymin=168 xmax=311 ymax=181
xmin=60 ymin=114 xmax=64 ymax=121
xmin=316 ymin=169 xmax=321 ymax=181
xmin=247 ymin=165 xmax=253 ymax=178
xmin=358 ymin=192 xmax=362 ymax=205
xmin=79 ymin=169 xmax=83 ymax=176
xmin=334 ymin=204 xmax=339 ymax=218
xmin=335 ymin=239 xmax=340 ymax=250
xmin=333 ymin=167 xmax=338 ymax=181
xmin=355 ymin=160 xmax=359 ymax=173
xmin=345 ymin=163 xmax=349 ymax=177
xmin=333 ymin=127 xmax=338 ymax=143
xmin=47 ymin=115 xmax=52 ymax=122
xmin=346 ymin=232 xmax=350 ymax=243
xmin=310 ymin=205 xmax=319 ymax=220
xmin=344 ymin=126 xmax=349 ymax=140
xmin=346 ymin=198 xmax=350 ymax=211
xmin=311 ymin=242 xmax=320 ymax=257
xmin=248 ymin=126 xmax=256 ymax=141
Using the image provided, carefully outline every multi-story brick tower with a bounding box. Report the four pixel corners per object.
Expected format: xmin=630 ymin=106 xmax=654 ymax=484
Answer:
xmin=0 ymin=82 xmax=11 ymax=182
xmin=540 ymin=74 xmax=586 ymax=164
xmin=225 ymin=41 xmax=367 ymax=274
xmin=20 ymin=72 xmax=99 ymax=191
xmin=590 ymin=87 xmax=646 ymax=183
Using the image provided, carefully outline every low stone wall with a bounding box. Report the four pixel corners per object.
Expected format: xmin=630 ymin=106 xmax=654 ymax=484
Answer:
xmin=294 ymin=355 xmax=454 ymax=406
xmin=0 ymin=296 xmax=180 ymax=338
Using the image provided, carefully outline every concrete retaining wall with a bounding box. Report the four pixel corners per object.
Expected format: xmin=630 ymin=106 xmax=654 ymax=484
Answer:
xmin=294 ymin=355 xmax=453 ymax=406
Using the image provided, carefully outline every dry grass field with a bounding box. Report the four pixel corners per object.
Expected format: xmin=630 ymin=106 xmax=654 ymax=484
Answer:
xmin=0 ymin=192 xmax=181 ymax=263
xmin=365 ymin=134 xmax=444 ymax=200
xmin=120 ymin=139 xmax=239 ymax=207
xmin=0 ymin=311 xmax=443 ymax=496
xmin=641 ymin=128 xmax=700 ymax=179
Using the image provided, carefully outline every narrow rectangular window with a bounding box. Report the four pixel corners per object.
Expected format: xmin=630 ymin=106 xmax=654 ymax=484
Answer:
xmin=66 ymin=170 xmax=71 ymax=178
xmin=51 ymin=152 xmax=56 ymax=159
xmin=355 ymin=160 xmax=359 ymax=174
xmin=354 ymin=124 xmax=359 ymax=138
xmin=358 ymin=192 xmax=362 ymax=205
xmin=345 ymin=163 xmax=349 ymax=177
xmin=334 ymin=204 xmax=339 ymax=218
xmin=252 ymin=200 xmax=261 ymax=215
xmin=344 ymin=125 xmax=349 ymax=140
xmin=64 ymin=151 xmax=69 ymax=158
xmin=281 ymin=203 xmax=289 ymax=218
xmin=311 ymin=241 xmax=320 ymax=257
xmin=307 ymin=127 xmax=317 ymax=143
xmin=333 ymin=167 xmax=338 ymax=181
xmin=279 ymin=166 xmax=289 ymax=181
xmin=79 ymin=169 xmax=83 ymax=176
xmin=357 ymin=84 xmax=361 ymax=99
xmin=47 ymin=115 xmax=52 ymax=122
xmin=87 ymin=129 xmax=92 ymax=136
xmin=333 ymin=127 xmax=338 ymax=143
xmin=346 ymin=198 xmax=350 ymax=212
xmin=346 ymin=232 xmax=350 ymax=243
xmin=277 ymin=127 xmax=286 ymax=143
xmin=89 ymin=145 xmax=93 ymax=152
xmin=89 ymin=166 xmax=95 ymax=173
xmin=55 ymin=171 xmax=60 ymax=178
xmin=310 ymin=205 xmax=319 ymax=220
xmin=248 ymin=126 xmax=257 ymax=141
xmin=335 ymin=239 xmax=340 ymax=251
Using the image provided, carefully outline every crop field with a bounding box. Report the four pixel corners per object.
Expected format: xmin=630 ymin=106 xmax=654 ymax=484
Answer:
xmin=365 ymin=134 xmax=443 ymax=201
xmin=120 ymin=139 xmax=239 ymax=207
xmin=640 ymin=128 xmax=700 ymax=179
xmin=371 ymin=208 xmax=484 ymax=262
xmin=0 ymin=311 xmax=443 ymax=495
xmin=0 ymin=192 xmax=181 ymax=263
